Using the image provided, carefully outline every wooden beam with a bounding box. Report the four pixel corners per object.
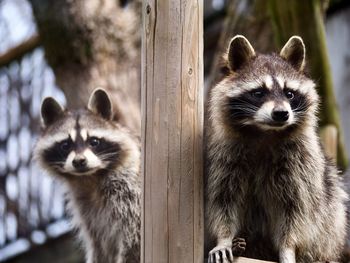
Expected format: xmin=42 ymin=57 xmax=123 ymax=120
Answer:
xmin=0 ymin=34 xmax=40 ymax=68
xmin=141 ymin=0 xmax=204 ymax=262
xmin=233 ymin=257 xmax=275 ymax=263
xmin=203 ymin=256 xmax=275 ymax=263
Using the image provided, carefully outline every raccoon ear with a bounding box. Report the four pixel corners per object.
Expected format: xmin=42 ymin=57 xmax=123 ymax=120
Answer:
xmin=41 ymin=97 xmax=64 ymax=127
xmin=88 ymin=88 xmax=113 ymax=120
xmin=227 ymin=35 xmax=256 ymax=72
xmin=280 ymin=36 xmax=305 ymax=71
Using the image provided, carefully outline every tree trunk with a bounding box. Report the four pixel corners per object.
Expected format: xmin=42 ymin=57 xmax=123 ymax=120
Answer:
xmin=28 ymin=0 xmax=141 ymax=133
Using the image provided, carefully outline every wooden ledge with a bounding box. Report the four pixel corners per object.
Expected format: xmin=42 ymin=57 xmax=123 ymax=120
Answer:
xmin=232 ymin=257 xmax=275 ymax=263
xmin=0 ymin=34 xmax=40 ymax=67
xmin=204 ymin=257 xmax=275 ymax=263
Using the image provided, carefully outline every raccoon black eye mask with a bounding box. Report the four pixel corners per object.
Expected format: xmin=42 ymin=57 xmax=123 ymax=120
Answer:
xmin=227 ymin=86 xmax=309 ymax=123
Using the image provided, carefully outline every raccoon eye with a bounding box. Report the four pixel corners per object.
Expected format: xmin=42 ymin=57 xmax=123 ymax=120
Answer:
xmin=251 ymin=89 xmax=265 ymax=99
xmin=60 ymin=140 xmax=72 ymax=152
xmin=89 ymin=137 xmax=100 ymax=147
xmin=285 ymin=90 xmax=295 ymax=100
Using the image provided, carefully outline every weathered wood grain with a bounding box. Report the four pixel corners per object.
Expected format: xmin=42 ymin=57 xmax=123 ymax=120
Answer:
xmin=141 ymin=0 xmax=203 ymax=263
xmin=232 ymin=257 xmax=275 ymax=263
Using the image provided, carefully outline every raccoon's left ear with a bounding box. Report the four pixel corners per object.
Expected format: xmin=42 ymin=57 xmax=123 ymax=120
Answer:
xmin=280 ymin=36 xmax=306 ymax=71
xmin=227 ymin=35 xmax=256 ymax=72
xmin=88 ymin=88 xmax=113 ymax=120
xmin=41 ymin=97 xmax=64 ymax=127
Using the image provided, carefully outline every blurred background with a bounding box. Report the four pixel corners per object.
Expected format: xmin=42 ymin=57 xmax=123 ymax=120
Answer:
xmin=0 ymin=0 xmax=349 ymax=262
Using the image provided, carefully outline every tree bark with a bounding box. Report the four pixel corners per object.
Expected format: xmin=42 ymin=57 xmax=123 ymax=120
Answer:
xmin=28 ymin=0 xmax=141 ymax=133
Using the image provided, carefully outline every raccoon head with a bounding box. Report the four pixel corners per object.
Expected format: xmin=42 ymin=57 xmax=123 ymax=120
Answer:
xmin=210 ymin=35 xmax=319 ymax=136
xmin=34 ymin=88 xmax=139 ymax=177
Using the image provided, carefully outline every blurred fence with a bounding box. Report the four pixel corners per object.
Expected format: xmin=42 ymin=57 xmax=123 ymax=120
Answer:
xmin=0 ymin=0 xmax=72 ymax=260
xmin=0 ymin=35 xmax=69 ymax=263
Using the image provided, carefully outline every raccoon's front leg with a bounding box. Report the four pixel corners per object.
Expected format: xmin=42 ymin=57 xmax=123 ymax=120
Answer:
xmin=207 ymin=154 xmax=248 ymax=263
xmin=208 ymin=237 xmax=234 ymax=263
xmin=232 ymin=237 xmax=246 ymax=256
xmin=208 ymin=238 xmax=246 ymax=263
xmin=279 ymin=247 xmax=296 ymax=263
xmin=114 ymin=237 xmax=126 ymax=263
xmin=207 ymin=200 xmax=242 ymax=263
xmin=273 ymin=217 xmax=297 ymax=263
xmin=207 ymin=193 xmax=241 ymax=262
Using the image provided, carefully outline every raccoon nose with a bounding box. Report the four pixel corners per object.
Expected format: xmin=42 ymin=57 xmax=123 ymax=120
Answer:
xmin=72 ymin=156 xmax=87 ymax=169
xmin=272 ymin=109 xmax=289 ymax=122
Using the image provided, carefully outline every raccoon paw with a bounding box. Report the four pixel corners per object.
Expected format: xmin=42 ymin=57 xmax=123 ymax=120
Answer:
xmin=232 ymin=237 xmax=246 ymax=256
xmin=208 ymin=245 xmax=234 ymax=263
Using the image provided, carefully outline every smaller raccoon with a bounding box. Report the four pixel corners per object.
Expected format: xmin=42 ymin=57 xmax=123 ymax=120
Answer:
xmin=34 ymin=89 xmax=140 ymax=263
xmin=206 ymin=36 xmax=347 ymax=263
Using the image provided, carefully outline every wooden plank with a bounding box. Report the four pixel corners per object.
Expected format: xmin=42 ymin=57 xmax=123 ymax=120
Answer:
xmin=232 ymin=257 xmax=275 ymax=263
xmin=0 ymin=35 xmax=40 ymax=67
xmin=203 ymin=256 xmax=276 ymax=263
xmin=203 ymin=256 xmax=275 ymax=263
xmin=141 ymin=0 xmax=204 ymax=262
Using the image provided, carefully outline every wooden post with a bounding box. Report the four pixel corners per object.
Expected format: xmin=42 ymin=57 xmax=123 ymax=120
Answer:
xmin=142 ymin=1 xmax=203 ymax=263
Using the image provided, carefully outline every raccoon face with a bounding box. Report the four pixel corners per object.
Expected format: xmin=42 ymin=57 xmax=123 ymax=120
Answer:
xmin=35 ymin=89 xmax=137 ymax=177
xmin=40 ymin=118 xmax=121 ymax=175
xmin=214 ymin=35 xmax=319 ymax=133
xmin=225 ymin=73 xmax=313 ymax=131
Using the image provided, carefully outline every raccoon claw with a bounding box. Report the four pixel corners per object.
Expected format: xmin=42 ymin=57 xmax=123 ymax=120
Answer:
xmin=232 ymin=237 xmax=246 ymax=256
xmin=208 ymin=246 xmax=234 ymax=263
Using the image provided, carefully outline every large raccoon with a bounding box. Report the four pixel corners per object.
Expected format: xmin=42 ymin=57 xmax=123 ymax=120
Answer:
xmin=206 ymin=35 xmax=347 ymax=263
xmin=34 ymin=89 xmax=141 ymax=263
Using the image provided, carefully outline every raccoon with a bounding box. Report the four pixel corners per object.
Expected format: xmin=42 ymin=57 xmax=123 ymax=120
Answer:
xmin=206 ymin=35 xmax=347 ymax=263
xmin=34 ymin=89 xmax=141 ymax=263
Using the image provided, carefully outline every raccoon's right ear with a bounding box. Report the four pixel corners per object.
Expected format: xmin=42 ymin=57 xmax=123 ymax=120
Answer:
xmin=280 ymin=36 xmax=305 ymax=71
xmin=41 ymin=97 xmax=64 ymax=127
xmin=227 ymin=35 xmax=256 ymax=72
xmin=88 ymin=88 xmax=113 ymax=120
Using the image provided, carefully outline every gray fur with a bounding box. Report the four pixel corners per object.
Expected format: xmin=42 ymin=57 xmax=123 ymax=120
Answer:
xmin=34 ymin=89 xmax=140 ymax=263
xmin=206 ymin=36 xmax=347 ymax=263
